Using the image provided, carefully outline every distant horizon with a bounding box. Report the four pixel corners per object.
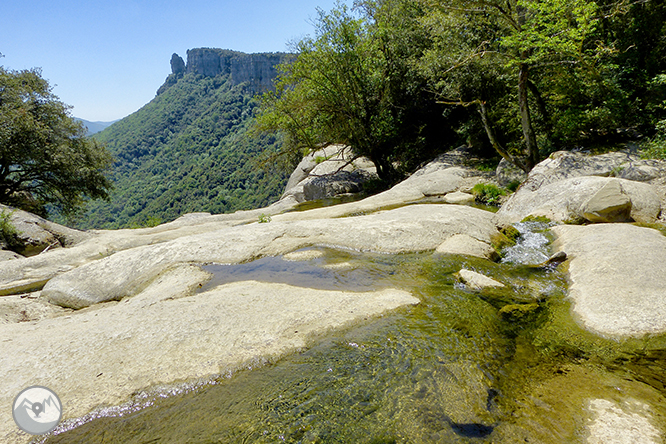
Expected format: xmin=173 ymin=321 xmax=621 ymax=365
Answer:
xmin=2 ymin=0 xmax=348 ymax=121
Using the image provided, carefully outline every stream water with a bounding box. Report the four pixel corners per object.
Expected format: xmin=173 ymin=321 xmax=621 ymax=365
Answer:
xmin=42 ymin=223 xmax=666 ymax=443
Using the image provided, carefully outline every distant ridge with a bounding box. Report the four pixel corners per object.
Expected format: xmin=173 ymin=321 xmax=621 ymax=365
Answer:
xmin=75 ymin=118 xmax=119 ymax=136
xmin=157 ymin=48 xmax=293 ymax=95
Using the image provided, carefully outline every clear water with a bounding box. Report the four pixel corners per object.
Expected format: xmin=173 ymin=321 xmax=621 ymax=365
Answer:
xmin=42 ymin=229 xmax=666 ymax=443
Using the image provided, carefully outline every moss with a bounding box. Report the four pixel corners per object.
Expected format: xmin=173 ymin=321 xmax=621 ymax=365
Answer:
xmin=500 ymin=225 xmax=521 ymax=243
xmin=521 ymin=215 xmax=552 ymax=224
xmin=499 ymin=303 xmax=540 ymax=322
xmin=632 ymin=221 xmax=666 ymax=237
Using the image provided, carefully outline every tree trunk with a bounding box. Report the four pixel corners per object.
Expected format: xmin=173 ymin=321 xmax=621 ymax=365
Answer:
xmin=477 ymin=102 xmax=529 ymax=173
xmin=518 ymin=62 xmax=539 ymax=171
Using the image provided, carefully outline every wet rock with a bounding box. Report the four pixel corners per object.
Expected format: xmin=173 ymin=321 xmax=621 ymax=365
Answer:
xmin=457 ymin=269 xmax=505 ymax=290
xmin=587 ymin=399 xmax=661 ymax=444
xmin=283 ymin=249 xmax=325 ymax=261
xmin=552 ymin=223 xmax=666 ymax=337
xmin=0 ymin=265 xmax=419 ymax=443
xmin=499 ymin=303 xmax=539 ymax=321
xmin=436 ymin=234 xmax=498 ymax=260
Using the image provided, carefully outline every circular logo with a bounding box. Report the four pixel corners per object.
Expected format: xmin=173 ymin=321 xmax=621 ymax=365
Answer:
xmin=12 ymin=386 xmax=62 ymax=435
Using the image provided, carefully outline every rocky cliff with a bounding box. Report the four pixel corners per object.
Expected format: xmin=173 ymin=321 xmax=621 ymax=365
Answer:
xmin=157 ymin=48 xmax=291 ymax=95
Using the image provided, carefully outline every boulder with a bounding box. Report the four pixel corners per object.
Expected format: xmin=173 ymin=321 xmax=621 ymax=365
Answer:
xmin=0 ymin=204 xmax=91 ymax=256
xmin=281 ymin=145 xmax=378 ymax=203
xmin=496 ymin=157 xmax=527 ymax=188
xmin=520 ymin=150 xmax=666 ymax=192
xmin=443 ymin=191 xmax=476 ymax=205
xmin=580 ymin=180 xmax=632 ymax=223
xmin=436 ymin=234 xmax=498 ymax=260
xmin=551 ymin=223 xmax=666 ymax=337
xmin=42 ymin=205 xmax=502 ymax=309
xmin=496 ymin=176 xmax=661 ymax=225
xmin=0 ymin=264 xmax=419 ymax=443
xmin=457 ymin=269 xmax=505 ymax=290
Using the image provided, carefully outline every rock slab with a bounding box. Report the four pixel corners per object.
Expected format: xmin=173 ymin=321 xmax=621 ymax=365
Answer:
xmin=0 ymin=265 xmax=418 ymax=443
xmin=552 ymin=224 xmax=666 ymax=337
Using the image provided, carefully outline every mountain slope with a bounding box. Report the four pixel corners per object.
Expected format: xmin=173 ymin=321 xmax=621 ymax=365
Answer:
xmin=77 ymin=51 xmax=290 ymax=229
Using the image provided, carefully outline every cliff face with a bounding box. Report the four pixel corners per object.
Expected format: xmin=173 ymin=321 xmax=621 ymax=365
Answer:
xmin=158 ymin=48 xmax=291 ymax=95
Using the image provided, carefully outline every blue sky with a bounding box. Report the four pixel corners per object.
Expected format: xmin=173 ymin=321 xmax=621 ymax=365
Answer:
xmin=2 ymin=0 xmax=348 ymax=121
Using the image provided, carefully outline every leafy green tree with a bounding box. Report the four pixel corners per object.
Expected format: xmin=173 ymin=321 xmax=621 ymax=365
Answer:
xmin=420 ymin=0 xmax=599 ymax=172
xmin=256 ymin=0 xmax=450 ymax=184
xmin=0 ymin=67 xmax=113 ymax=216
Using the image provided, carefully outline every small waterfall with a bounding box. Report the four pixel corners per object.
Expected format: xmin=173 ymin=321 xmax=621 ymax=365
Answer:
xmin=500 ymin=221 xmax=553 ymax=265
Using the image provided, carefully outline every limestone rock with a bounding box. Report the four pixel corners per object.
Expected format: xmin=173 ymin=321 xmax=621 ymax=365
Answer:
xmin=0 ymin=204 xmax=91 ymax=256
xmin=496 ymin=176 xmax=661 ymax=225
xmin=580 ymin=180 xmax=632 ymax=223
xmin=0 ymin=250 xmax=22 ymax=261
xmin=436 ymin=234 xmax=498 ymax=260
xmin=587 ymin=399 xmax=661 ymax=444
xmin=281 ymin=145 xmax=377 ymax=203
xmin=457 ymin=269 xmax=505 ymax=290
xmin=0 ymin=293 xmax=68 ymax=324
xmin=443 ymin=191 xmax=476 ymax=205
xmin=521 ymin=150 xmax=666 ymax=192
xmin=170 ymin=53 xmax=185 ymax=75
xmin=496 ymin=157 xmax=527 ymax=188
xmin=552 ymin=223 xmax=666 ymax=337
xmin=42 ymin=205 xmax=500 ymax=309
xmin=0 ymin=264 xmax=419 ymax=443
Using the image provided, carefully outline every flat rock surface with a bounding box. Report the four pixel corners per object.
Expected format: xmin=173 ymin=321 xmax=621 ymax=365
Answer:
xmin=552 ymin=224 xmax=666 ymax=337
xmin=0 ymin=265 xmax=418 ymax=443
xmin=42 ymin=205 xmax=500 ymax=309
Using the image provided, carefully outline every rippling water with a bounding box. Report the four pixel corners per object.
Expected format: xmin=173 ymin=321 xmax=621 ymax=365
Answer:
xmin=43 ymin=227 xmax=666 ymax=443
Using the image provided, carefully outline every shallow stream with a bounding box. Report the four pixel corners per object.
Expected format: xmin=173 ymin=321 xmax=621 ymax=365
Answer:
xmin=43 ymin=223 xmax=666 ymax=443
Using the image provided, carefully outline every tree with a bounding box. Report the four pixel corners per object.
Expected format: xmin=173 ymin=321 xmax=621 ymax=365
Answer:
xmin=420 ymin=0 xmax=599 ymax=172
xmin=255 ymin=0 xmax=450 ymax=184
xmin=0 ymin=67 xmax=113 ymax=216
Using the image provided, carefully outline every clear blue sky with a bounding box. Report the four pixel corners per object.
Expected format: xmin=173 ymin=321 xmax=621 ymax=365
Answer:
xmin=1 ymin=0 xmax=348 ymax=122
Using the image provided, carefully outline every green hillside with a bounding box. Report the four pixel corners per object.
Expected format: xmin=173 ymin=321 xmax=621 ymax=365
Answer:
xmin=76 ymin=71 xmax=287 ymax=229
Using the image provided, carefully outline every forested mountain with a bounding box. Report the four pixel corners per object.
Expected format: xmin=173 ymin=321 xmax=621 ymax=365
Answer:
xmin=74 ymin=49 xmax=291 ymax=229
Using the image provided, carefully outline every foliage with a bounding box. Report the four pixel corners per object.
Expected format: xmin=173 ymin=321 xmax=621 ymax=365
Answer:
xmin=72 ymin=73 xmax=288 ymax=229
xmin=420 ymin=0 xmax=600 ymax=172
xmin=0 ymin=209 xmax=22 ymax=251
xmin=0 ymin=67 xmax=113 ymax=217
xmin=641 ymin=75 xmax=666 ymax=159
xmin=255 ymin=0 xmax=456 ymax=184
xmin=258 ymin=213 xmax=272 ymax=223
xmin=471 ymin=182 xmax=507 ymax=204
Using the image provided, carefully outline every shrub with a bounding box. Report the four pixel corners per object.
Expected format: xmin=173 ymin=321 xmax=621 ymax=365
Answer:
xmin=0 ymin=210 xmax=22 ymax=251
xmin=471 ymin=183 xmax=507 ymax=205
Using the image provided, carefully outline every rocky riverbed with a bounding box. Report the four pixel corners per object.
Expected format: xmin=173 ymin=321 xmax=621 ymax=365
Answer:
xmin=2 ymin=147 xmax=666 ymax=443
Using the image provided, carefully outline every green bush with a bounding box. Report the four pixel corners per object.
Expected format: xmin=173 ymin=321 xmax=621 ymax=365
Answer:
xmin=471 ymin=183 xmax=507 ymax=205
xmin=0 ymin=210 xmax=22 ymax=251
